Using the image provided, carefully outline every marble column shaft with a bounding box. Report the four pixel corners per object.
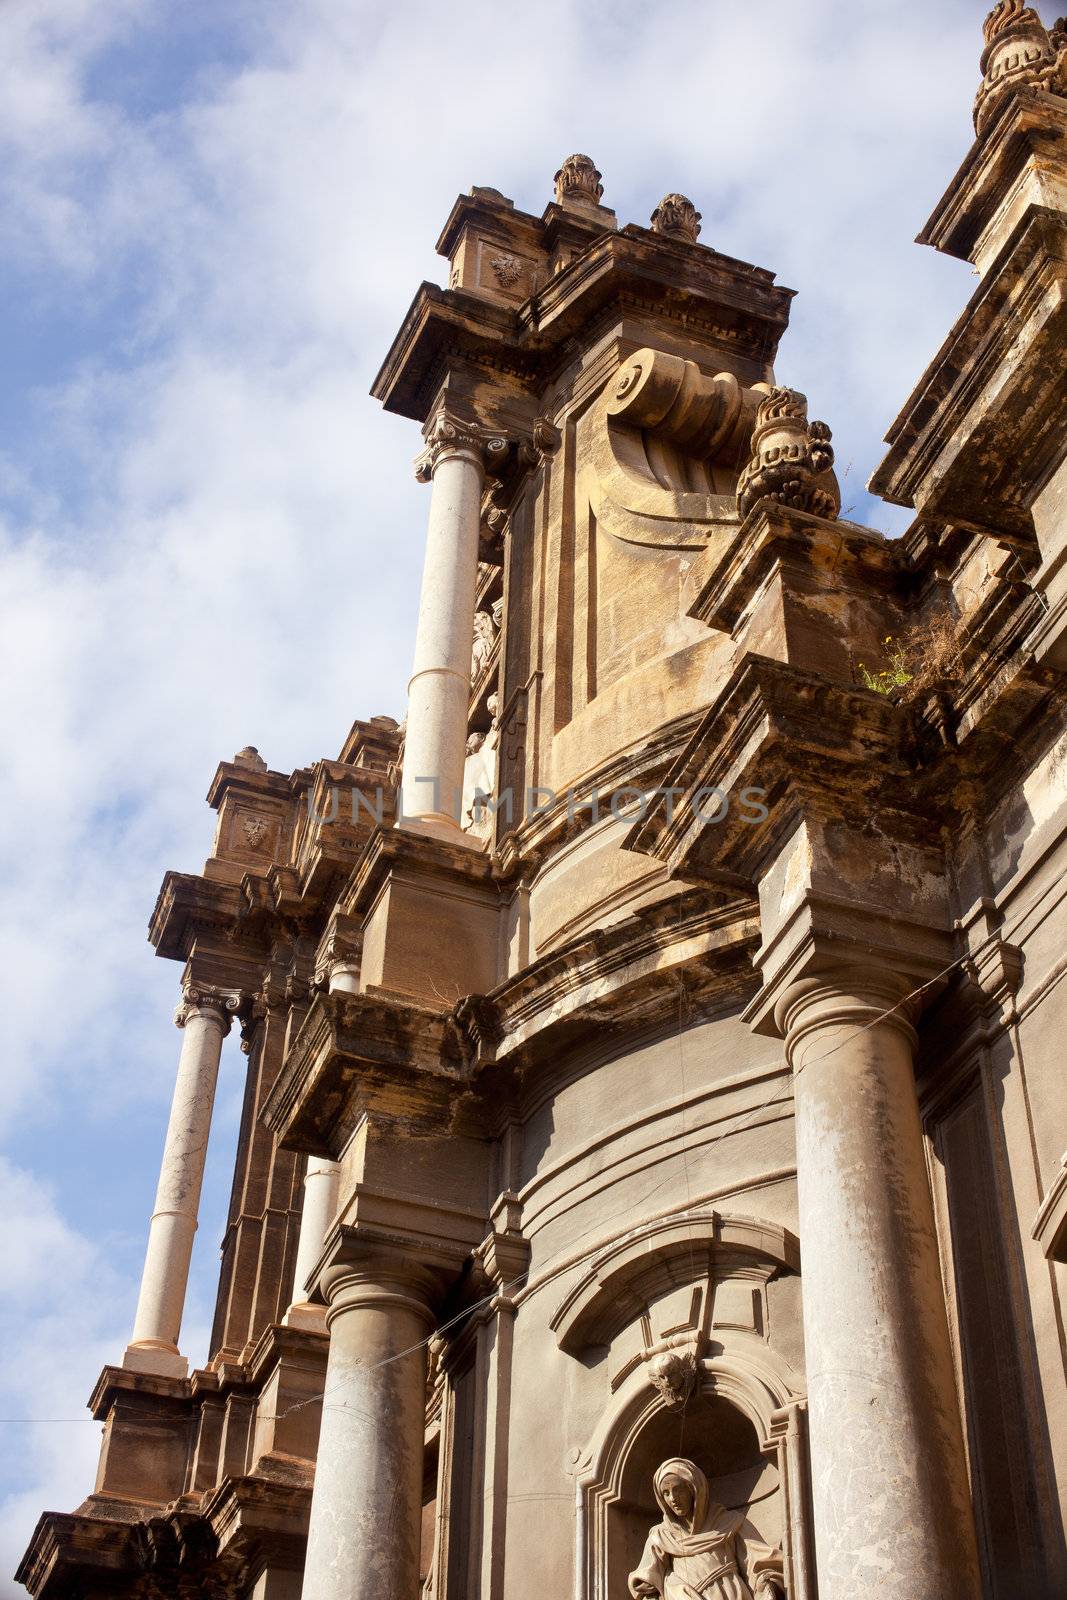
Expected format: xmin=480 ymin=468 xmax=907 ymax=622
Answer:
xmin=401 ymin=439 xmax=487 ymax=828
xmin=779 ymin=967 xmax=981 ymax=1599
xmin=286 ymin=1157 xmax=341 ymax=1317
xmin=299 ymin=1262 xmax=437 ymax=1600
xmin=127 ymin=986 xmax=237 ymax=1371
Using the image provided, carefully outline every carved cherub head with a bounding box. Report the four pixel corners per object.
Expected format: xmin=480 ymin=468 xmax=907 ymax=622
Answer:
xmin=647 ymin=1349 xmax=698 ymax=1408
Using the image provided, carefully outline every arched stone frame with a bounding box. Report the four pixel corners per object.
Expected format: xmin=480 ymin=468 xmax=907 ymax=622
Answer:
xmin=554 ymin=1211 xmax=815 ymax=1600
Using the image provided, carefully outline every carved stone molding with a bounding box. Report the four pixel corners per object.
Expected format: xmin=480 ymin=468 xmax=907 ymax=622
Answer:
xmin=554 ymin=152 xmax=603 ymax=206
xmin=975 ymin=2 xmax=1067 ymax=134
xmin=735 ymin=387 xmax=840 ymax=522
xmin=414 ymin=409 xmax=510 ymax=482
xmin=650 ymin=192 xmax=702 ymax=243
xmin=174 ymin=984 xmax=242 ymax=1032
xmin=587 ymin=347 xmax=769 ymax=549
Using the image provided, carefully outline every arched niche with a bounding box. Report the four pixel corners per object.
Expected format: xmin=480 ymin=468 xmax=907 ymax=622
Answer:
xmin=551 ymin=1210 xmax=800 ymax=1357
xmin=557 ymin=1212 xmax=814 ymax=1599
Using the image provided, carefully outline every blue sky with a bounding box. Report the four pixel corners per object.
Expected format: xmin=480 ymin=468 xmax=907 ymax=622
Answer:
xmin=0 ymin=0 xmax=988 ymax=1587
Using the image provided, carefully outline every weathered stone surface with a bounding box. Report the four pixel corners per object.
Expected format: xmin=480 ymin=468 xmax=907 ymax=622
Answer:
xmin=19 ymin=30 xmax=1067 ymax=1600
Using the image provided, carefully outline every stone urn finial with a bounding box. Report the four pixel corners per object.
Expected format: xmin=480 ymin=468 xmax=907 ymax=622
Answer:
xmin=975 ymin=2 xmax=1067 ymax=133
xmin=233 ymin=745 xmax=267 ymax=772
xmin=554 ymin=153 xmax=604 ymax=207
xmin=650 ymin=193 xmax=702 ymax=243
xmin=736 ymin=386 xmax=840 ymax=523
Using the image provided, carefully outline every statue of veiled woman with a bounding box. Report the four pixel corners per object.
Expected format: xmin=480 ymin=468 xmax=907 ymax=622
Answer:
xmin=628 ymin=1458 xmax=785 ymax=1600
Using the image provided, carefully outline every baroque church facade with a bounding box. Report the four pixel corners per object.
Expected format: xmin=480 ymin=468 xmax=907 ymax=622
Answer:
xmin=17 ymin=6 xmax=1067 ymax=1597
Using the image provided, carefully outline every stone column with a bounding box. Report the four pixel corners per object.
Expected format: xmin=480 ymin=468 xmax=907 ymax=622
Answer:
xmin=402 ymin=415 xmax=501 ymax=832
xmin=300 ymin=1258 xmax=437 ymax=1600
xmin=284 ymin=1157 xmax=341 ymax=1326
xmin=777 ymin=966 xmax=980 ymax=1599
xmin=125 ymin=985 xmax=238 ymax=1377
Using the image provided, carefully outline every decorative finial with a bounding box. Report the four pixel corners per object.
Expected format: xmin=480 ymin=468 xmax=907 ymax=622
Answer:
xmin=983 ymin=0 xmax=1035 ymax=45
xmin=975 ymin=3 xmax=1067 ymax=133
xmin=650 ymin=193 xmax=702 ymax=243
xmin=233 ymin=746 xmax=267 ymax=772
xmin=553 ymin=154 xmax=604 ymax=207
xmin=736 ymin=387 xmax=840 ymax=524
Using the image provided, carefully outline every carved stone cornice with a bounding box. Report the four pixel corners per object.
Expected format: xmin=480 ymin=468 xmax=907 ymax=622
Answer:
xmin=370 ymin=232 xmax=794 ymax=423
xmin=174 ymin=983 xmax=242 ymax=1032
xmin=149 ymin=871 xmax=244 ymax=962
xmin=686 ymin=500 xmax=899 ymax=686
xmin=482 ymin=885 xmax=759 ymax=1078
xmin=874 ymin=189 xmax=1067 ymax=546
xmin=260 ymin=987 xmax=474 ymax=1154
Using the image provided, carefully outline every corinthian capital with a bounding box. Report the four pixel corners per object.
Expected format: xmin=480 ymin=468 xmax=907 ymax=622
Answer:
xmin=174 ymin=984 xmax=242 ymax=1032
xmin=414 ymin=410 xmax=510 ymax=483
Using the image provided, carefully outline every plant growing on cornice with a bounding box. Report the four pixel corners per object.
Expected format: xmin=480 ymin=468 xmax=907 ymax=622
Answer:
xmin=859 ymin=637 xmax=913 ymax=696
xmin=858 ymin=612 xmax=963 ymax=700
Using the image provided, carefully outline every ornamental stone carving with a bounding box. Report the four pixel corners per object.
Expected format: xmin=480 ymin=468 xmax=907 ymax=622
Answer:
xmin=647 ymin=1349 xmax=698 ymax=1408
xmin=490 ymin=253 xmax=524 ymax=288
xmin=974 ymin=2 xmax=1067 ymax=133
xmin=554 ymin=153 xmax=604 ymax=206
xmin=650 ymin=193 xmax=702 ymax=243
xmin=242 ymin=815 xmax=270 ymax=850
xmin=414 ymin=409 xmax=510 ymax=482
xmin=471 ymin=608 xmax=498 ymax=681
xmin=735 ymin=386 xmax=840 ymax=523
xmin=628 ymin=1459 xmax=785 ymax=1600
xmin=173 ymin=984 xmax=241 ymax=1031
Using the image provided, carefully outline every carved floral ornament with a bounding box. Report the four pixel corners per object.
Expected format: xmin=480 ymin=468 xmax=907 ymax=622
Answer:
xmin=553 ymin=152 xmax=604 ymax=205
xmin=242 ymin=814 xmax=270 ymax=850
xmin=650 ymin=193 xmax=702 ymax=244
xmin=489 ymin=253 xmax=524 ymax=288
xmin=975 ymin=2 xmax=1067 ymax=133
xmin=735 ymin=386 xmax=840 ymax=523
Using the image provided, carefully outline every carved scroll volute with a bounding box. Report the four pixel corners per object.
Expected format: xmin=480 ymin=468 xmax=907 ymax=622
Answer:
xmin=583 ymin=346 xmax=771 ymax=549
xmin=607 ymin=348 xmax=767 ymax=461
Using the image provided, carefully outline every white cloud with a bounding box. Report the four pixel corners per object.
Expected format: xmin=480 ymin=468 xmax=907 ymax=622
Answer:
xmin=0 ymin=0 xmax=993 ymax=1584
xmin=0 ymin=1156 xmax=128 ymax=1593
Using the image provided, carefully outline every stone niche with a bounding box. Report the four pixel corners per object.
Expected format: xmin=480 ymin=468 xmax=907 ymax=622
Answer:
xmin=553 ymin=1211 xmax=812 ymax=1600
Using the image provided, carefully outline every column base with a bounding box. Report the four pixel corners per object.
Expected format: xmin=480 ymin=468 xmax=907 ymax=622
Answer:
xmin=396 ymin=812 xmax=486 ymax=848
xmin=122 ymin=1341 xmax=189 ymax=1379
xmin=282 ymin=1300 xmax=328 ymax=1333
